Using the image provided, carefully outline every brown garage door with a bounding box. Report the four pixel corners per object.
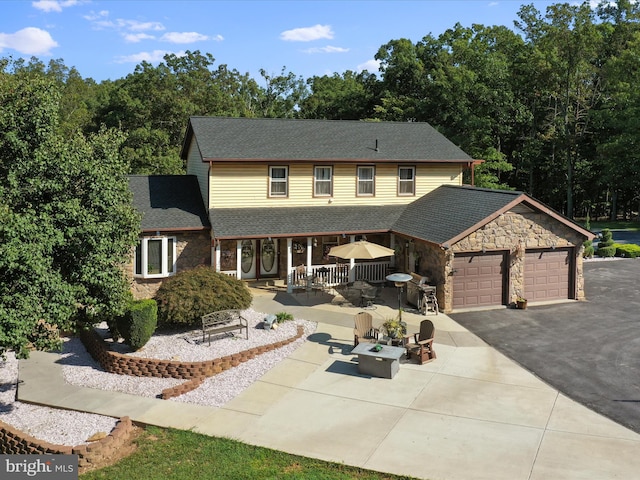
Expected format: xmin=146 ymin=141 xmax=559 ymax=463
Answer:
xmin=524 ymin=249 xmax=571 ymax=301
xmin=452 ymin=252 xmax=506 ymax=309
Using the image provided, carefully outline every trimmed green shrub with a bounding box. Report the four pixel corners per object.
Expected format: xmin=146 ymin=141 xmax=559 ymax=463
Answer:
xmin=596 ymin=229 xmax=616 ymax=257
xmin=596 ymin=245 xmax=617 ymax=257
xmin=616 ymin=243 xmax=640 ymax=258
xmin=155 ymin=266 xmax=253 ymax=328
xmin=275 ymin=312 xmax=294 ymax=323
xmin=583 ymin=240 xmax=594 ymax=258
xmin=106 ymin=291 xmax=134 ymax=341
xmin=117 ymin=299 xmax=158 ymax=350
xmin=599 ymin=228 xmax=614 ymax=247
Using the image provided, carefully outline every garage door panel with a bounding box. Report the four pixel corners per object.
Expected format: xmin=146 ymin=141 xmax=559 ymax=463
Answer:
xmin=524 ymin=249 xmax=570 ymax=301
xmin=453 ymin=252 xmax=506 ymax=309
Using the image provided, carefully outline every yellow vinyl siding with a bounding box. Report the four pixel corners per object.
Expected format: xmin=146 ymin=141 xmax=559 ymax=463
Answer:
xmin=208 ymin=162 xmax=463 ymax=208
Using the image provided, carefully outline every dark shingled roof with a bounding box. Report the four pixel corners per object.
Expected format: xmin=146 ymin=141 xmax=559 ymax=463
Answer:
xmin=181 ymin=117 xmax=473 ymax=162
xmin=392 ymin=185 xmax=523 ymax=245
xmin=129 ymin=175 xmax=209 ymax=231
xmin=210 ymin=204 xmax=407 ymax=239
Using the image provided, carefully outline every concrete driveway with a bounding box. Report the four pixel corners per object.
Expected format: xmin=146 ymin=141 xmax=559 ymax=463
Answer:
xmin=450 ymin=259 xmax=640 ymax=433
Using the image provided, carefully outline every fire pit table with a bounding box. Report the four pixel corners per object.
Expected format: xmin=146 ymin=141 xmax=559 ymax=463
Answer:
xmin=351 ymin=342 xmax=406 ymax=379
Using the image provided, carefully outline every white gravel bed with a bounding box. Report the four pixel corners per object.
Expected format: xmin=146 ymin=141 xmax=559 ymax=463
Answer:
xmin=0 ymin=309 xmax=317 ymax=447
xmin=0 ymin=353 xmax=119 ymax=447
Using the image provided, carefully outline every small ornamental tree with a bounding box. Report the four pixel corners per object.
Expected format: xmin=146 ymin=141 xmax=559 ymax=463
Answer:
xmin=155 ymin=266 xmax=253 ymax=328
xmin=597 ymin=228 xmax=616 ymax=257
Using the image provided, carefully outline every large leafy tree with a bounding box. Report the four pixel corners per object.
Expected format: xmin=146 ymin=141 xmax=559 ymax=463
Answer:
xmin=95 ymin=50 xmax=262 ymax=174
xmin=300 ymin=70 xmax=379 ymax=120
xmin=590 ymin=0 xmax=640 ymax=219
xmin=515 ymin=3 xmax=604 ymax=218
xmin=0 ymin=72 xmax=140 ymax=358
xmin=374 ymin=26 xmax=527 ymax=189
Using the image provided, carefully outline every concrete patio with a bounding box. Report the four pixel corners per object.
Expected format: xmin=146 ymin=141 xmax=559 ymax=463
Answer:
xmin=17 ymin=282 xmax=640 ymax=480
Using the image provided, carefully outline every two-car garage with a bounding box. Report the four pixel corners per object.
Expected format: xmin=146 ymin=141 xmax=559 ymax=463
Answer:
xmin=451 ymin=249 xmax=573 ymax=309
xmin=393 ymin=185 xmax=593 ymax=313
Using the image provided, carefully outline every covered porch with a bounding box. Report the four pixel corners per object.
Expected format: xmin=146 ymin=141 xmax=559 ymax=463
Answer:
xmin=208 ymin=203 xmax=410 ymax=290
xmin=215 ymin=235 xmax=397 ymax=290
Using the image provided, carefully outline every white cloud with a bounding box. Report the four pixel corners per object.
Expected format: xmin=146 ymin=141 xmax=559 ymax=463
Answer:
xmin=280 ymin=24 xmax=333 ymax=42
xmin=0 ymin=27 xmax=58 ymax=55
xmin=213 ymin=34 xmax=224 ymax=42
xmin=32 ymin=0 xmax=81 ymax=13
xmin=114 ymin=49 xmax=185 ymax=64
xmin=357 ymin=59 xmax=381 ymax=73
xmin=122 ymin=20 xmax=165 ymax=32
xmin=86 ymin=11 xmax=165 ymax=33
xmin=123 ymin=33 xmax=155 ymax=43
xmin=83 ymin=10 xmax=109 ymax=21
xmin=302 ymin=45 xmax=349 ymax=54
xmin=161 ymin=32 xmax=209 ymax=44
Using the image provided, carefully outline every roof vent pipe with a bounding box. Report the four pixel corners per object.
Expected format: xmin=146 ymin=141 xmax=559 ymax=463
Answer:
xmin=375 ymin=139 xmax=379 ymax=152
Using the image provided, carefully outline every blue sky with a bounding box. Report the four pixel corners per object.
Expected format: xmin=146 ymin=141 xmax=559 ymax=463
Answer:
xmin=1 ymin=0 xmax=562 ymax=82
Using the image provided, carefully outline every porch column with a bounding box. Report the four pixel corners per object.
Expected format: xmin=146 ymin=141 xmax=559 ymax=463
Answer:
xmin=390 ymin=234 xmax=396 ymax=268
xmin=286 ymin=238 xmax=293 ymax=293
xmin=236 ymin=240 xmax=242 ymax=279
xmin=214 ymin=240 xmax=221 ymax=272
xmin=349 ymin=234 xmax=356 ymax=282
xmin=306 ymin=237 xmax=313 ymax=271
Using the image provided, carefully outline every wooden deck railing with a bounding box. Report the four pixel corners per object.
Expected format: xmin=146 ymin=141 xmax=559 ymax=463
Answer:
xmin=289 ymin=261 xmax=390 ymax=287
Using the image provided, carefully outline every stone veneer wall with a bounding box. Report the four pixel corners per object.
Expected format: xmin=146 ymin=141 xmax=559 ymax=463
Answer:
xmin=412 ymin=240 xmax=448 ymax=310
xmin=447 ymin=211 xmax=587 ymax=311
xmin=80 ymin=325 xmax=304 ymax=399
xmin=0 ymin=417 xmax=136 ymax=473
xmin=129 ymin=231 xmax=211 ymax=299
xmin=404 ymin=210 xmax=587 ymax=313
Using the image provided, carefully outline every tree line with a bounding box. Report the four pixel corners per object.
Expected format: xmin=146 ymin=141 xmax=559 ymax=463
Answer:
xmin=3 ymin=0 xmax=640 ymax=221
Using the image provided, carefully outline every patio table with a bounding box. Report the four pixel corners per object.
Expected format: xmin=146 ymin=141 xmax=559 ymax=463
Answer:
xmin=351 ymin=342 xmax=405 ymax=379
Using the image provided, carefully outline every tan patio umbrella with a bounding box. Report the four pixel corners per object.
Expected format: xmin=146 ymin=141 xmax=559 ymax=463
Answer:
xmin=328 ymin=240 xmax=395 ymax=260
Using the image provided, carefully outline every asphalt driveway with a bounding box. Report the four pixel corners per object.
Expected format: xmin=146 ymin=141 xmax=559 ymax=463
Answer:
xmin=450 ymin=259 xmax=640 ymax=434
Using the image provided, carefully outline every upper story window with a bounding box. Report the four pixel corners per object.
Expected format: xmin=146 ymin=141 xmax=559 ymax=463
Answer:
xmin=314 ymin=166 xmax=333 ymax=196
xmin=134 ymin=237 xmax=176 ymax=278
xmin=398 ymin=166 xmax=416 ymax=196
xmin=269 ymin=166 xmax=288 ymax=197
xmin=357 ymin=166 xmax=375 ymax=196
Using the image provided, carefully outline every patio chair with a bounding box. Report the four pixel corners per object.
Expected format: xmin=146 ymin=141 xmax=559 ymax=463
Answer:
xmin=353 ymin=312 xmax=379 ymax=346
xmin=293 ymin=265 xmax=313 ymax=296
xmin=359 ymin=285 xmax=379 ymax=309
xmin=407 ymin=319 xmax=436 ymax=364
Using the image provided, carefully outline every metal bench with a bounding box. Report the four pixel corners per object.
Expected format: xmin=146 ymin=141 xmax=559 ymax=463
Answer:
xmin=201 ymin=309 xmax=248 ymax=345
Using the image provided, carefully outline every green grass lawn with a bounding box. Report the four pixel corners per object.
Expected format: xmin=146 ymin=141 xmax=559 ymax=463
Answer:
xmin=80 ymin=426 xmax=420 ymax=480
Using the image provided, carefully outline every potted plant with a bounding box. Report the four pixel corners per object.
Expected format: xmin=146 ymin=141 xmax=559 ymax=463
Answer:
xmin=515 ymin=296 xmax=528 ymax=310
xmin=382 ymin=317 xmax=407 ymax=339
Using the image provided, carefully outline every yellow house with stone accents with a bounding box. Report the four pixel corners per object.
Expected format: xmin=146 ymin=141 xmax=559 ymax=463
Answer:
xmin=130 ymin=116 xmax=594 ymax=313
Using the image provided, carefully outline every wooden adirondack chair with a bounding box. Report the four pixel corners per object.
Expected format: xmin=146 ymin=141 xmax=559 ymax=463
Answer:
xmin=407 ymin=319 xmax=436 ymax=364
xmin=353 ymin=312 xmax=379 ymax=346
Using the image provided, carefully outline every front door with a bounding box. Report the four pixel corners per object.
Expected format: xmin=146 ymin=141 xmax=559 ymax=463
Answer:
xmin=260 ymin=238 xmax=278 ymax=276
xmin=240 ymin=240 xmax=256 ymax=279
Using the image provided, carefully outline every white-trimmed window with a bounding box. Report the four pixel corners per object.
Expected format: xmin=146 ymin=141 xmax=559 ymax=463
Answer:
xmin=314 ymin=166 xmax=333 ymax=196
xmin=134 ymin=237 xmax=176 ymax=278
xmin=398 ymin=166 xmax=416 ymax=195
xmin=269 ymin=166 xmax=288 ymax=197
xmin=357 ymin=166 xmax=375 ymax=196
